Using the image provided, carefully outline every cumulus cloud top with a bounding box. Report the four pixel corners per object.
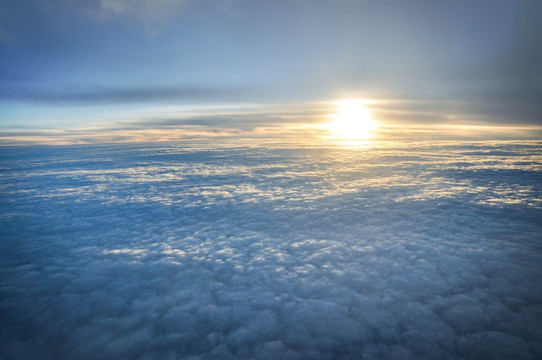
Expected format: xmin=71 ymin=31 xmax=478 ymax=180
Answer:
xmin=1 ymin=140 xmax=541 ymax=359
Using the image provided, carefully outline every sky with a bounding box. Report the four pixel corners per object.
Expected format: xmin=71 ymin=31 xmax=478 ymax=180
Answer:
xmin=2 ymin=3 xmax=542 ymax=358
xmin=1 ymin=0 xmax=542 ymax=143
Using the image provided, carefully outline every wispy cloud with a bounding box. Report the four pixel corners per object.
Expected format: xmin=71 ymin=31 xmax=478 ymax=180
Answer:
xmin=0 ymin=0 xmax=190 ymax=42
xmin=98 ymin=0 xmax=188 ymax=36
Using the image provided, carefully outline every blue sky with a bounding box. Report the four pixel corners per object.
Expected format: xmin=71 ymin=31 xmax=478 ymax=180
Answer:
xmin=1 ymin=0 xmax=542 ymax=143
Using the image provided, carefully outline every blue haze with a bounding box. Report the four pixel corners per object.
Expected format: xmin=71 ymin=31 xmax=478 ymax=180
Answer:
xmin=1 ymin=141 xmax=542 ymax=359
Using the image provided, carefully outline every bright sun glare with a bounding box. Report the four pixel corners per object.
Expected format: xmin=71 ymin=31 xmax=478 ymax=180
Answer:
xmin=327 ymin=99 xmax=378 ymax=140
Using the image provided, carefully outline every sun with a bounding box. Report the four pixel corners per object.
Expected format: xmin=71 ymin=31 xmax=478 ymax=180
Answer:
xmin=327 ymin=99 xmax=378 ymax=140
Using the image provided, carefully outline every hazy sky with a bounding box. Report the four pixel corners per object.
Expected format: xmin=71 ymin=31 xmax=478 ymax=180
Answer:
xmin=1 ymin=0 xmax=541 ymax=142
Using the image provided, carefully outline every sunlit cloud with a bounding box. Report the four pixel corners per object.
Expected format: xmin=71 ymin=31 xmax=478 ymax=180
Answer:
xmin=2 ymin=98 xmax=542 ymax=146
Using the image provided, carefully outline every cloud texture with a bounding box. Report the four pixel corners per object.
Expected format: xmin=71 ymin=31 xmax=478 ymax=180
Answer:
xmin=1 ymin=141 xmax=542 ymax=359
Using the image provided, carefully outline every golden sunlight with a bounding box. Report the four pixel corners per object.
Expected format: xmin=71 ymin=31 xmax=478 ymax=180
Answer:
xmin=327 ymin=99 xmax=378 ymax=140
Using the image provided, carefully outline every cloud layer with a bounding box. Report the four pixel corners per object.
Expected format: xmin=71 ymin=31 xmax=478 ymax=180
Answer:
xmin=1 ymin=140 xmax=541 ymax=359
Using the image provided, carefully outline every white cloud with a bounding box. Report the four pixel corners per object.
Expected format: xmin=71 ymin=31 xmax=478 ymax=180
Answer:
xmin=1 ymin=140 xmax=541 ymax=359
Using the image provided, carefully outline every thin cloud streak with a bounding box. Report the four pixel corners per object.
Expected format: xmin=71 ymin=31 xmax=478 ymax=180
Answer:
xmin=0 ymin=85 xmax=250 ymax=105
